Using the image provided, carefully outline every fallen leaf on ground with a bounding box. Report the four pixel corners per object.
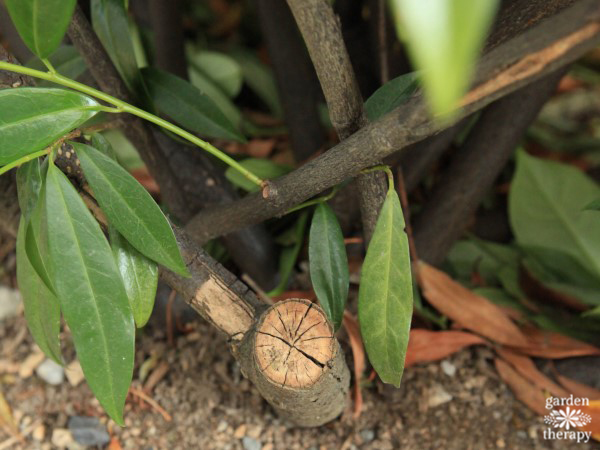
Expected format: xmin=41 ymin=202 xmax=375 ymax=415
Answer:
xmin=494 ymin=358 xmax=547 ymax=415
xmin=509 ymin=326 xmax=600 ymax=358
xmin=554 ymin=400 xmax=600 ymax=441
xmin=343 ymin=312 xmax=365 ymax=419
xmin=405 ymin=329 xmax=486 ymax=367
xmin=143 ymin=361 xmax=170 ymax=394
xmin=417 ymin=262 xmax=528 ymax=346
xmin=495 ymin=347 xmax=569 ymax=398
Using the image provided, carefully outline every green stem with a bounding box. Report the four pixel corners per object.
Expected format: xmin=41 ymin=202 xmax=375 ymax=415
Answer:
xmin=0 ymin=61 xmax=263 ymax=187
xmin=285 ymin=185 xmax=340 ymax=215
xmin=41 ymin=58 xmax=56 ymax=73
xmin=0 ymin=148 xmax=50 ymax=176
xmin=360 ymin=164 xmax=394 ymax=191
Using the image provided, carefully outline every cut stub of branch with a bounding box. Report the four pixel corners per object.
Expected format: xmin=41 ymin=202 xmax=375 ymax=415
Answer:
xmin=233 ymin=299 xmax=350 ymax=427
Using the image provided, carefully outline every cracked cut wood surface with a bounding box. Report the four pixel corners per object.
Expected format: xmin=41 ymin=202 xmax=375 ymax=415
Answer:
xmin=236 ymin=299 xmax=350 ymax=427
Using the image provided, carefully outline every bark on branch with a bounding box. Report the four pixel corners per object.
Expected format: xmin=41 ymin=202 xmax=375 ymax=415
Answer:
xmin=185 ymin=0 xmax=600 ymax=243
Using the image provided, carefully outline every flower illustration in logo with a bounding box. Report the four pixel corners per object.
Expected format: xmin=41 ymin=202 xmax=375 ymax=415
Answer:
xmin=544 ymin=407 xmax=592 ymax=430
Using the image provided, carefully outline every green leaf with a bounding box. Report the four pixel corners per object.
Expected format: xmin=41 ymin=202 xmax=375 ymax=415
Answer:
xmin=225 ymin=158 xmax=292 ymax=192
xmin=110 ymin=227 xmax=158 ymax=328
xmin=0 ymin=88 xmax=100 ymax=166
xmin=16 ymin=217 xmax=61 ymax=365
xmin=91 ymin=0 xmax=142 ymax=94
xmin=142 ymin=67 xmax=243 ymax=142
xmin=364 ymin=72 xmax=419 ymax=121
xmin=358 ymin=189 xmax=413 ymax=387
xmin=584 ymin=198 xmax=600 ymax=211
xmin=267 ymin=212 xmax=309 ymax=297
xmin=74 ymin=142 xmax=189 ymax=276
xmin=389 ymin=0 xmax=499 ymax=116
xmin=5 ymin=0 xmax=77 ymax=58
xmin=90 ymin=133 xmax=118 ymax=160
xmin=45 ymin=163 xmax=134 ymax=425
xmin=308 ymin=203 xmax=349 ymax=331
xmin=509 ymin=150 xmax=600 ymax=280
xmin=188 ymin=49 xmax=243 ymax=98
xmin=189 ymin=67 xmax=242 ymax=129
xmin=230 ymin=49 xmax=283 ymax=117
xmin=27 ymin=46 xmax=87 ymax=86
xmin=16 ymin=159 xmax=44 ymax=223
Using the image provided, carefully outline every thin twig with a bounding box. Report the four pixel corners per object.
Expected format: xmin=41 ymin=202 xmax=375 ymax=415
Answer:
xmin=129 ymin=387 xmax=172 ymax=422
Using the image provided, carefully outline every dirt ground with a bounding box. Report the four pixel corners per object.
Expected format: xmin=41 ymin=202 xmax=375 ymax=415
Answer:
xmin=0 ymin=286 xmax=596 ymax=450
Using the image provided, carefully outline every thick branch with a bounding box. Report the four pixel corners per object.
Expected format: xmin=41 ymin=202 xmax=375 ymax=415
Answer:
xmin=413 ymin=68 xmax=567 ymax=265
xmin=286 ymin=0 xmax=388 ymax=242
xmin=185 ymin=0 xmax=600 ymax=243
xmin=256 ymin=0 xmax=324 ymax=163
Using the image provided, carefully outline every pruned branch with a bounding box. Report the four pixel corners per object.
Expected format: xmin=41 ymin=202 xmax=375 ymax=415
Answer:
xmin=185 ymin=0 xmax=600 ymax=243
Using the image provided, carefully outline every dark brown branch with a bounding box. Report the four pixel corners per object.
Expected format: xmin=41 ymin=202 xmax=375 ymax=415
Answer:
xmin=149 ymin=0 xmax=188 ymax=80
xmin=185 ymin=0 xmax=600 ymax=243
xmin=413 ymin=68 xmax=567 ymax=265
xmin=256 ymin=0 xmax=324 ymax=163
xmin=286 ymin=0 xmax=388 ymax=243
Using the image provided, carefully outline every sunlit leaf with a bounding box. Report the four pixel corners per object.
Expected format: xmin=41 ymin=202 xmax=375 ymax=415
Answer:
xmin=5 ymin=0 xmax=77 ymax=58
xmin=142 ymin=67 xmax=243 ymax=141
xmin=110 ymin=227 xmax=158 ymax=328
xmin=389 ymin=0 xmax=499 ymax=116
xmin=0 ymin=88 xmax=100 ymax=166
xmin=309 ymin=203 xmax=349 ymax=331
xmin=45 ymin=163 xmax=134 ymax=424
xmin=364 ymin=72 xmax=419 ymax=121
xmin=74 ymin=142 xmax=189 ymax=276
xmin=358 ymin=189 xmax=413 ymax=386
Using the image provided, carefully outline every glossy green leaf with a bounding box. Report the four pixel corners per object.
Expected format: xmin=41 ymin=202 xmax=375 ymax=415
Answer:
xmin=90 ymin=132 xmax=118 ymax=160
xmin=0 ymin=88 xmax=100 ymax=166
xmin=309 ymin=203 xmax=349 ymax=331
xmin=188 ymin=49 xmax=243 ymax=98
xmin=364 ymin=72 xmax=419 ymax=121
xmin=17 ymin=219 xmax=62 ymax=364
xmin=45 ymin=163 xmax=134 ymax=425
xmin=91 ymin=0 xmax=142 ymax=94
xmin=189 ymin=67 xmax=242 ymax=129
xmin=142 ymin=67 xmax=243 ymax=142
xmin=74 ymin=143 xmax=189 ymax=276
xmin=585 ymin=198 xmax=600 ymax=211
xmin=230 ymin=50 xmax=283 ymax=117
xmin=5 ymin=0 xmax=77 ymax=58
xmin=110 ymin=227 xmax=159 ymax=328
xmin=16 ymin=159 xmax=44 ymax=223
xmin=268 ymin=212 xmax=309 ymax=297
xmin=509 ymin=150 xmax=600 ymax=280
xmin=225 ymin=158 xmax=292 ymax=192
xmin=27 ymin=46 xmax=87 ymax=86
xmin=358 ymin=189 xmax=413 ymax=387
xmin=389 ymin=0 xmax=499 ymax=116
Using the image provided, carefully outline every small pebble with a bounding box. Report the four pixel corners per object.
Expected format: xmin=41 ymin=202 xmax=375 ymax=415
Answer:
xmin=0 ymin=287 xmax=21 ymax=321
xmin=234 ymin=424 xmax=247 ymax=438
xmin=427 ymin=384 xmax=453 ymax=408
xmin=216 ymin=420 xmax=228 ymax=433
xmin=65 ymin=360 xmax=85 ymax=387
xmin=440 ymin=360 xmax=456 ymax=377
xmin=483 ymin=389 xmax=497 ymax=407
xmin=68 ymin=416 xmax=110 ymax=447
xmin=32 ymin=424 xmax=45 ymax=441
xmin=360 ymin=429 xmax=375 ymax=442
xmin=51 ymin=428 xmax=74 ymax=448
xmin=242 ymin=436 xmax=262 ymax=450
xmin=496 ymin=438 xmax=506 ymax=448
xmin=36 ymin=359 xmax=65 ymax=385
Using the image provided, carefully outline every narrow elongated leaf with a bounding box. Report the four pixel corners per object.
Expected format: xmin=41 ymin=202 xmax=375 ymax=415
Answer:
xmin=16 ymin=159 xmax=44 ymax=223
xmin=364 ymin=72 xmax=419 ymax=121
xmin=110 ymin=227 xmax=158 ymax=328
xmin=389 ymin=0 xmax=499 ymax=116
xmin=0 ymin=88 xmax=100 ymax=165
xmin=225 ymin=158 xmax=292 ymax=192
xmin=509 ymin=150 xmax=600 ymax=279
xmin=142 ymin=67 xmax=244 ymax=141
xmin=188 ymin=50 xmax=243 ymax=98
xmin=189 ymin=67 xmax=242 ymax=129
xmin=27 ymin=46 xmax=87 ymax=87
xmin=16 ymin=219 xmax=61 ymax=364
xmin=91 ymin=0 xmax=141 ymax=94
xmin=309 ymin=203 xmax=349 ymax=331
xmin=5 ymin=0 xmax=77 ymax=58
xmin=90 ymin=132 xmax=118 ymax=160
xmin=45 ymin=163 xmax=134 ymax=424
xmin=74 ymin=143 xmax=188 ymax=276
xmin=358 ymin=190 xmax=413 ymax=386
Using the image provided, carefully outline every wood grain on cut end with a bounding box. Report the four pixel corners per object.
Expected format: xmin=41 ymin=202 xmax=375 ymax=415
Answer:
xmin=255 ymin=299 xmax=334 ymax=388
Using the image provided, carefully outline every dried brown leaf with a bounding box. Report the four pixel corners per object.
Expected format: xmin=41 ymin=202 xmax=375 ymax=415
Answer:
xmin=405 ymin=330 xmax=486 ymax=367
xmin=494 ymin=358 xmax=547 ymax=415
xmin=343 ymin=312 xmax=365 ymax=419
xmin=509 ymin=326 xmax=600 ymax=358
